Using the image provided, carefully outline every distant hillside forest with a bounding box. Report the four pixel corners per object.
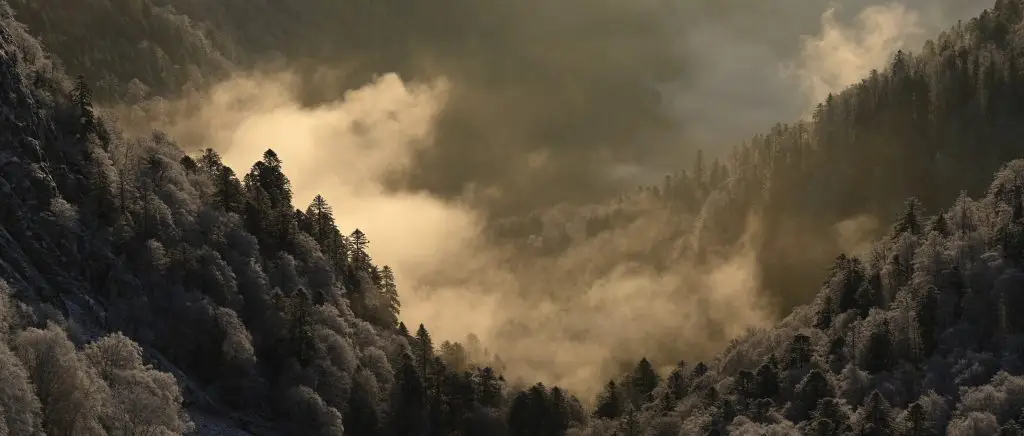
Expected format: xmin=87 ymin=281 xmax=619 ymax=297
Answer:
xmin=3 ymin=0 xmax=1024 ymax=435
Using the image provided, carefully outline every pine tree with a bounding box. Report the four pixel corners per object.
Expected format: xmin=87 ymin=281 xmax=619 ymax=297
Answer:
xmin=754 ymin=361 xmax=780 ymax=399
xmin=548 ymin=387 xmax=571 ymax=434
xmin=892 ymin=197 xmax=923 ymax=239
xmin=414 ymin=324 xmax=434 ymax=380
xmin=628 ymin=357 xmax=659 ymax=406
xmin=397 ymin=321 xmax=410 ymax=337
xmin=691 ymin=361 xmax=709 ymax=380
xmin=306 ymin=194 xmax=336 ymax=246
xmin=257 ymin=149 xmax=292 ymax=208
xmin=797 ymin=370 xmax=834 ymax=418
xmin=594 ymin=380 xmax=623 ymax=419
xmin=786 ymin=334 xmax=813 ymax=370
xmin=859 ymin=391 xmax=894 ymax=436
xmin=288 ymin=290 xmax=315 ymax=366
xmin=475 ymin=367 xmax=504 ymax=408
xmin=816 ymin=294 xmax=835 ymax=330
xmin=831 ymin=255 xmax=867 ymax=315
xmin=665 ymin=361 xmax=689 ymax=401
xmin=214 ymin=166 xmax=244 ymax=214
xmin=813 ymin=398 xmax=850 ymax=433
xmin=379 ymin=265 xmax=401 ymax=322
xmin=899 ymin=402 xmax=934 ymax=436
xmin=71 ymin=74 xmax=96 ymax=140
xmin=855 ymin=278 xmax=884 ymax=318
xmin=179 ymin=155 xmax=198 ymax=174
xmin=732 ymin=369 xmax=756 ymax=400
xmin=197 ymin=148 xmax=224 ymax=174
xmin=391 ymin=352 xmax=426 ymax=436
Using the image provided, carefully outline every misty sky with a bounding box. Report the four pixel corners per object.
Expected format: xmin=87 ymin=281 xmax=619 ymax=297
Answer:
xmin=665 ymin=0 xmax=989 ymax=152
xmin=378 ymin=0 xmax=994 ymax=215
xmin=141 ymin=0 xmax=993 ymax=216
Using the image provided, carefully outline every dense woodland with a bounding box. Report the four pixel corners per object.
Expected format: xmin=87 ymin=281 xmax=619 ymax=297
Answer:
xmin=494 ymin=0 xmax=1024 ymax=317
xmin=3 ymin=0 xmax=1024 ymax=435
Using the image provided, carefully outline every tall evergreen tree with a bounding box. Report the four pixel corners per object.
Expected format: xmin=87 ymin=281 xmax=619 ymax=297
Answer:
xmin=306 ymin=194 xmax=336 ymax=245
xmin=71 ymin=74 xmax=96 ymax=140
xmin=859 ymin=391 xmax=894 ymax=436
xmin=391 ymin=352 xmax=427 ymax=436
xmin=350 ymin=229 xmax=372 ymax=266
xmin=594 ymin=380 xmax=623 ymax=420
xmin=414 ymin=324 xmax=434 ymax=380
xmin=892 ymin=197 xmax=923 ymax=239
xmin=379 ymin=265 xmax=401 ymax=323
xmin=628 ymin=357 xmax=659 ymax=406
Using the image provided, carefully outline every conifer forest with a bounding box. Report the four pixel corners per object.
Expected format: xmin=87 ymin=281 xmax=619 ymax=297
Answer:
xmin=6 ymin=0 xmax=1024 ymax=435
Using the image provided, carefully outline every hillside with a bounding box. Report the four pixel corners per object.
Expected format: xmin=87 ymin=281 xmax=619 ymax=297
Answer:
xmin=456 ymin=0 xmax=1024 ymax=382
xmin=0 ymin=2 xmax=512 ymax=434
xmin=570 ymin=166 xmax=1024 ymax=435
xmin=1 ymin=0 xmax=1024 ymax=436
xmin=493 ymin=0 xmax=1024 ymax=316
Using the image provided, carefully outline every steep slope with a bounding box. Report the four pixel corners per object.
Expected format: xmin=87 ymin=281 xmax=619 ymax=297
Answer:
xmin=5 ymin=0 xmax=232 ymax=102
xmin=431 ymin=0 xmax=1024 ymax=382
xmin=0 ymin=3 xmax=536 ymax=435
xmin=0 ymin=3 xmax=196 ymax=434
xmin=570 ymin=161 xmax=1024 ymax=435
xmin=496 ymin=0 xmax=1024 ymax=316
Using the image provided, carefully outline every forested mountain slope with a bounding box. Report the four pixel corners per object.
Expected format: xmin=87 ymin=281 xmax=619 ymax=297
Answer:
xmin=573 ymin=166 xmax=1024 ymax=435
xmin=3 ymin=0 xmax=1024 ymax=436
xmin=498 ymin=0 xmax=1024 ymax=317
xmin=0 ymin=2 xmax=531 ymax=435
xmin=5 ymin=0 xmax=232 ymax=102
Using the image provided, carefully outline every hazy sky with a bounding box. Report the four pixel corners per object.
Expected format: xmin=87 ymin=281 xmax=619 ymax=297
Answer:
xmin=666 ymin=0 xmax=989 ymax=149
xmin=382 ymin=0 xmax=992 ymax=214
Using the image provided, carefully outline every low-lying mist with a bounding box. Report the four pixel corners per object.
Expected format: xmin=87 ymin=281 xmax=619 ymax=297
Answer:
xmin=110 ymin=71 xmax=776 ymax=397
xmin=106 ymin=0 xmax=989 ymax=398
